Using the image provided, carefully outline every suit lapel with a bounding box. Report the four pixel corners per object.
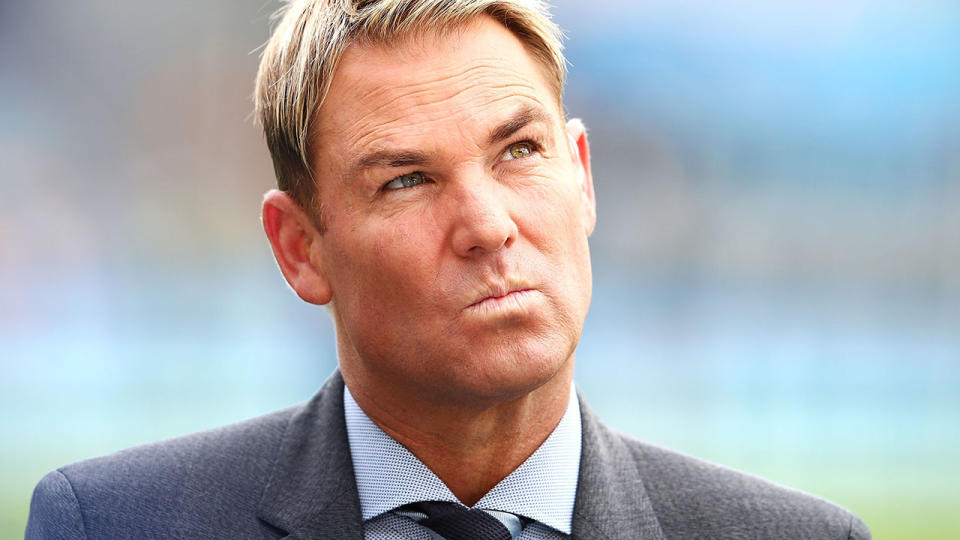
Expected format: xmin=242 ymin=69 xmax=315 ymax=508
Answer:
xmin=573 ymin=392 xmax=666 ymax=540
xmin=257 ymin=371 xmax=364 ymax=539
xmin=255 ymin=375 xmax=666 ymax=539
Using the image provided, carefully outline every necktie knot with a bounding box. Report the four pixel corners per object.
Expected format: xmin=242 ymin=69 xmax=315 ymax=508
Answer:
xmin=395 ymin=500 xmax=524 ymax=540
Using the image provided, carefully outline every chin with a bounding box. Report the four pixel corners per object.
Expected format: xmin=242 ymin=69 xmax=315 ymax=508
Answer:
xmin=438 ymin=334 xmax=577 ymax=404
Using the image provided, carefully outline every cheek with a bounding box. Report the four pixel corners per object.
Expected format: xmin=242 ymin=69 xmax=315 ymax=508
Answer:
xmin=519 ymin=180 xmax=586 ymax=255
xmin=518 ymin=181 xmax=593 ymax=304
xmin=338 ymin=218 xmax=439 ymax=309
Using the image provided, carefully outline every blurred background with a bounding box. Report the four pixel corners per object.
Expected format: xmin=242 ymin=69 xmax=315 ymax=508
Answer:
xmin=2 ymin=0 xmax=958 ymax=537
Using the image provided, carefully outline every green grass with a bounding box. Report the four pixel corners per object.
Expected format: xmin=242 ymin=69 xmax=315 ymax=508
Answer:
xmin=2 ymin=493 xmax=29 ymax=539
xmin=857 ymin=499 xmax=960 ymax=540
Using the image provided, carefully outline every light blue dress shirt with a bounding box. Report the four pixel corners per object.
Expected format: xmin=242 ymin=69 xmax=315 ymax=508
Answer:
xmin=344 ymin=384 xmax=582 ymax=539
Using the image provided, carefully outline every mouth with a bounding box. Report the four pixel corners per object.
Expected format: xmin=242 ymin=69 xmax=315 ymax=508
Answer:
xmin=464 ymin=287 xmax=539 ymax=315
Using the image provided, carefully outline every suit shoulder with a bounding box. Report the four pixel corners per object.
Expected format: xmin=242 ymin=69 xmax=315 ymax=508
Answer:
xmin=26 ymin=470 xmax=87 ymax=539
xmin=29 ymin=405 xmax=301 ymax=538
xmin=616 ymin=433 xmax=870 ymax=539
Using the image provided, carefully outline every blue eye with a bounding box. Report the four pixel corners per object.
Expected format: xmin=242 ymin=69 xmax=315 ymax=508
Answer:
xmin=384 ymin=171 xmax=426 ymax=191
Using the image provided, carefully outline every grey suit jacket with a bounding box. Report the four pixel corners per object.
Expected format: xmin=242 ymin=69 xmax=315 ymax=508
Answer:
xmin=27 ymin=372 xmax=870 ymax=539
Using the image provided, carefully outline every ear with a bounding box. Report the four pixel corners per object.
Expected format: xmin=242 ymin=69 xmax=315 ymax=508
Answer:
xmin=566 ymin=118 xmax=596 ymax=236
xmin=261 ymin=189 xmax=332 ymax=305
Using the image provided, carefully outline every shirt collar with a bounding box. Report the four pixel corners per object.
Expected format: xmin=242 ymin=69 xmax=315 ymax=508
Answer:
xmin=344 ymin=383 xmax=582 ymax=535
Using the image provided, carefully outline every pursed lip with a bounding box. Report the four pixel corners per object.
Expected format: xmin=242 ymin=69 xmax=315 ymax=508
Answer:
xmin=464 ymin=281 xmax=537 ymax=311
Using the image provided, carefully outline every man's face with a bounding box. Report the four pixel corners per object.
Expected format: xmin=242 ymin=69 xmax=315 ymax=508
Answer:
xmin=310 ymin=17 xmax=595 ymax=404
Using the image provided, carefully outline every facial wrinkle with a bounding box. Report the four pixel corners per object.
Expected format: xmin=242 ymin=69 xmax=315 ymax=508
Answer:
xmin=345 ymin=85 xmax=543 ymax=149
xmin=347 ymin=60 xmax=540 ymax=121
xmin=346 ymin=93 xmax=549 ymax=168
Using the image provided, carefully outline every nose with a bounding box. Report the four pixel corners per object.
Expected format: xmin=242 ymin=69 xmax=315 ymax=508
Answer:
xmin=448 ymin=177 xmax=518 ymax=258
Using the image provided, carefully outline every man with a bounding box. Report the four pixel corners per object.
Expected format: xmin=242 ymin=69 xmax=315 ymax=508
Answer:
xmin=27 ymin=1 xmax=870 ymax=538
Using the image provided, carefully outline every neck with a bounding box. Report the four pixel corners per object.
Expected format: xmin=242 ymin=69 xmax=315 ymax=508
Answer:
xmin=343 ymin=360 xmax=574 ymax=506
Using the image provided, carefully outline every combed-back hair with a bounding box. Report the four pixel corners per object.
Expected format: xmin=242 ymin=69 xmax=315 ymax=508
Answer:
xmin=254 ymin=0 xmax=566 ymax=228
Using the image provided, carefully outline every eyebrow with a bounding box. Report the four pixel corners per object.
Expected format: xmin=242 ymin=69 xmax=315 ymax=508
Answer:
xmin=487 ymin=105 xmax=552 ymax=146
xmin=355 ymin=149 xmax=430 ymax=171
xmin=346 ymin=105 xmax=553 ymax=179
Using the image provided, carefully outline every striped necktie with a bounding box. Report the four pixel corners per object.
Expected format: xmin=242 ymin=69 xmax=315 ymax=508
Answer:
xmin=394 ymin=501 xmax=527 ymax=540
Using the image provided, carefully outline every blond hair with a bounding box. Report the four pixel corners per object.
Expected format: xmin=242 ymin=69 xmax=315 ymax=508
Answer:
xmin=254 ymin=0 xmax=566 ymax=226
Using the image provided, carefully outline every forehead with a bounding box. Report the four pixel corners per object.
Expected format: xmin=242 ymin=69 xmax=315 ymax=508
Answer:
xmin=313 ymin=17 xmax=561 ymax=165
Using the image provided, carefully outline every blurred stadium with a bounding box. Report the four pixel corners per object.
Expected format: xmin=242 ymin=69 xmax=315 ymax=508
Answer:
xmin=1 ymin=1 xmax=958 ymax=537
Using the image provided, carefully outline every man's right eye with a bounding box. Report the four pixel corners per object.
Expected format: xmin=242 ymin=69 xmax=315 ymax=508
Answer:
xmin=383 ymin=171 xmax=426 ymax=191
